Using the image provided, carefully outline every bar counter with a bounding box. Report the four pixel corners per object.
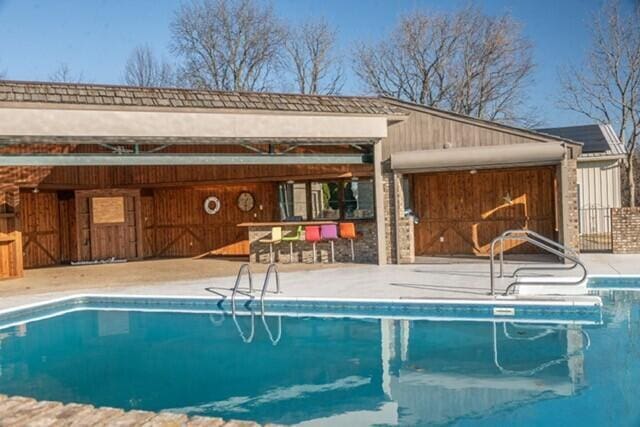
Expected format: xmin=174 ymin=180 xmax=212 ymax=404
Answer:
xmin=238 ymin=220 xmax=376 ymax=264
xmin=237 ymin=221 xmax=337 ymax=227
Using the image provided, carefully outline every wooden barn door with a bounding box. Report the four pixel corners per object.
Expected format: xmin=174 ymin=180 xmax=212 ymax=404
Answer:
xmin=76 ymin=190 xmax=143 ymax=262
xmin=412 ymin=166 xmax=556 ymax=256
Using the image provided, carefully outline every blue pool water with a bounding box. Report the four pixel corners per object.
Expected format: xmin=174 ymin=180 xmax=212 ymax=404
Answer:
xmin=0 ymin=286 xmax=636 ymax=426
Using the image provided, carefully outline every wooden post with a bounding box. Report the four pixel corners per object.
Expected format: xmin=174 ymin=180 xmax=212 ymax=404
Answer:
xmin=0 ymin=187 xmax=23 ymax=280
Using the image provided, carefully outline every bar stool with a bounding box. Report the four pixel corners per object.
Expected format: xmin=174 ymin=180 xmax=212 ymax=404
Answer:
xmin=304 ymin=225 xmax=321 ymax=264
xmin=282 ymin=226 xmax=303 ymax=263
xmin=339 ymin=222 xmax=357 ymax=261
xmin=320 ymin=224 xmax=339 ymax=263
xmin=259 ymin=227 xmax=282 ymax=263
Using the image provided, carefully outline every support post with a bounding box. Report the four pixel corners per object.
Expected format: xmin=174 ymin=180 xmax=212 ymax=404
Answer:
xmin=373 ymin=140 xmax=387 ymax=265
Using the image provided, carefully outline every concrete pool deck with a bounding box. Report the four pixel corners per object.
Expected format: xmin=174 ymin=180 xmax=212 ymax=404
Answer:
xmin=0 ymin=253 xmax=635 ymax=310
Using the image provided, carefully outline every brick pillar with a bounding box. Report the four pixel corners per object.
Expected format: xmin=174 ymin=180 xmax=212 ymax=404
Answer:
xmin=383 ymin=168 xmax=415 ymax=264
xmin=612 ymin=207 xmax=640 ymax=253
xmin=559 ymin=159 xmax=580 ymax=253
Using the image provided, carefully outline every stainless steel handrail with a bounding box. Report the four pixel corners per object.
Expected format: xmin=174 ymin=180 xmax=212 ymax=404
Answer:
xmin=260 ymin=263 xmax=280 ymax=301
xmin=498 ymin=229 xmax=578 ymax=278
xmin=231 ymin=263 xmax=253 ymax=308
xmin=489 ymin=229 xmax=587 ymax=295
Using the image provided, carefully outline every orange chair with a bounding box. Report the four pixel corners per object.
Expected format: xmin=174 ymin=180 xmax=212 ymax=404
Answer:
xmin=339 ymin=223 xmax=357 ymax=261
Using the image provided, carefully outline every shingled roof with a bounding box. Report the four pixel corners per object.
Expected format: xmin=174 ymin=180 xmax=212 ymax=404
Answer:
xmin=0 ymin=80 xmax=403 ymax=116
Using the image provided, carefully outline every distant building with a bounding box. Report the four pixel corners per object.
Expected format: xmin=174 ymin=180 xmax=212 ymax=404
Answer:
xmin=538 ymin=124 xmax=626 ymax=252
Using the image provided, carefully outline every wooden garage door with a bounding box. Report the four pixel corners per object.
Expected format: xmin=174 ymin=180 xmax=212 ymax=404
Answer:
xmin=412 ymin=166 xmax=557 ymax=256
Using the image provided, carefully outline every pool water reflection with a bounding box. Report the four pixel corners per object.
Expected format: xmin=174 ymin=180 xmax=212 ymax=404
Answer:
xmin=0 ymin=290 xmax=637 ymax=426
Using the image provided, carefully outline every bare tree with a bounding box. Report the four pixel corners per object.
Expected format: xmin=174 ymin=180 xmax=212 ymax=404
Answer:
xmin=123 ymin=45 xmax=175 ymax=87
xmin=447 ymin=8 xmax=534 ymax=122
xmin=171 ymin=0 xmax=286 ymax=91
xmin=559 ymin=1 xmax=640 ymax=206
xmin=354 ymin=11 xmax=458 ymax=107
xmin=353 ymin=6 xmax=535 ymax=124
xmin=48 ymin=63 xmax=85 ymax=83
xmin=284 ymin=19 xmax=343 ymax=95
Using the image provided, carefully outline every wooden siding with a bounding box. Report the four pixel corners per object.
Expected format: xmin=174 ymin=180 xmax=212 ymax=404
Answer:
xmin=75 ymin=189 xmax=143 ymax=262
xmin=144 ymin=183 xmax=277 ymax=258
xmin=412 ymin=166 xmax=557 ymax=256
xmin=383 ymin=104 xmax=557 ymax=160
xmin=20 ymin=191 xmax=61 ymax=268
xmin=18 ymin=183 xmax=278 ymax=267
xmin=0 ymin=189 xmax=22 ymax=279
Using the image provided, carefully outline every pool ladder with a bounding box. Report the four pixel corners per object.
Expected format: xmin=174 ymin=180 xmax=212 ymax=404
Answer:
xmin=229 ymin=263 xmax=281 ymax=344
xmin=489 ymin=229 xmax=587 ymax=296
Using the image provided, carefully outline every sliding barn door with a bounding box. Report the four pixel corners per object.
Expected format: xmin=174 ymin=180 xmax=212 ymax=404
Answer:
xmin=412 ymin=166 xmax=556 ymax=256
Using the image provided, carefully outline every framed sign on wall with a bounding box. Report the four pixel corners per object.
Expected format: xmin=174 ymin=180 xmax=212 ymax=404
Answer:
xmin=92 ymin=197 xmax=125 ymax=224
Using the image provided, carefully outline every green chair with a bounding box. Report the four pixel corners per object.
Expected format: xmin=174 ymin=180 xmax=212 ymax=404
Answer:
xmin=282 ymin=226 xmax=303 ymax=263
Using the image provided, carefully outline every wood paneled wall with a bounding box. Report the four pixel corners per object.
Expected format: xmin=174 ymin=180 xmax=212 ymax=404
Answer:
xmin=383 ymin=104 xmax=559 ymax=160
xmin=18 ymin=183 xmax=278 ymax=267
xmin=21 ymin=191 xmax=62 ymax=268
xmin=143 ymin=183 xmax=277 ymax=258
xmin=0 ymin=189 xmax=23 ymax=279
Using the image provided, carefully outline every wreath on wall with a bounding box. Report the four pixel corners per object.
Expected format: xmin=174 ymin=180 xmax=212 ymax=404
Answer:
xmin=204 ymin=196 xmax=221 ymax=215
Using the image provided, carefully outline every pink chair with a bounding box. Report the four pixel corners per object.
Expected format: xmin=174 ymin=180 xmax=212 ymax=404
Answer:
xmin=305 ymin=226 xmax=322 ymax=264
xmin=320 ymin=224 xmax=339 ymax=263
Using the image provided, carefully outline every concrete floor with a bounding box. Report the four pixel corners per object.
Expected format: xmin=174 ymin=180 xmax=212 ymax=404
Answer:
xmin=0 ymin=253 xmax=635 ymax=310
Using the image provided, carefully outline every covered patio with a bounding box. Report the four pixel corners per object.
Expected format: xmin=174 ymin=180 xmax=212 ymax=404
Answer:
xmin=0 ymin=81 xmax=406 ymax=280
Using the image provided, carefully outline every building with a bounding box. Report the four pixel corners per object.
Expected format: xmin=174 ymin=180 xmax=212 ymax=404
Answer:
xmin=0 ymin=81 xmax=581 ymax=279
xmin=538 ymin=124 xmax=626 ymax=252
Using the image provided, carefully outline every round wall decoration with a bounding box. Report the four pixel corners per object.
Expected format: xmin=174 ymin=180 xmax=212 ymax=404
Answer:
xmin=237 ymin=192 xmax=255 ymax=212
xmin=204 ymin=196 xmax=221 ymax=215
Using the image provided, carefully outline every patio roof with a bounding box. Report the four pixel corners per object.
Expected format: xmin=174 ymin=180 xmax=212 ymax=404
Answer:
xmin=0 ymin=80 xmax=403 ymax=116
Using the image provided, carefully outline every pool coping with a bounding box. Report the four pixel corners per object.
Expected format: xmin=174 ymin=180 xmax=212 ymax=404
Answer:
xmin=0 ymin=292 xmax=604 ymax=329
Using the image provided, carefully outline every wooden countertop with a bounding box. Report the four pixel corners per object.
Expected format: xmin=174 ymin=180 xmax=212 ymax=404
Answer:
xmin=237 ymin=221 xmax=338 ymax=227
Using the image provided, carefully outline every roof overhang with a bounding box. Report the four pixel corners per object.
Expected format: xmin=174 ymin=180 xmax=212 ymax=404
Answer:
xmin=0 ymin=153 xmax=372 ymax=166
xmin=0 ymin=106 xmax=389 ymax=139
xmin=391 ymin=142 xmax=566 ymax=173
xmin=578 ymin=153 xmax=626 ymax=162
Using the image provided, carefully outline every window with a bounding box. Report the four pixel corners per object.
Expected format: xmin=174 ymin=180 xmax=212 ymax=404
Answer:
xmin=278 ymin=179 xmax=376 ymax=221
xmin=278 ymin=182 xmax=308 ymax=220
xmin=343 ymin=179 xmax=374 ymax=219
xmin=311 ymin=182 xmax=341 ymax=220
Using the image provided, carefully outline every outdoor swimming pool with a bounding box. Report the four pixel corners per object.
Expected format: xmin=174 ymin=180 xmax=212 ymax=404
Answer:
xmin=0 ymin=282 xmax=635 ymax=426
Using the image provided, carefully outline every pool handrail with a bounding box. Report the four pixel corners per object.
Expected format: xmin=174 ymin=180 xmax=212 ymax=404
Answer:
xmin=231 ymin=263 xmax=253 ymax=310
xmin=489 ymin=229 xmax=587 ymax=296
xmin=497 ymin=229 xmax=579 ymax=278
xmin=260 ymin=263 xmax=281 ymax=301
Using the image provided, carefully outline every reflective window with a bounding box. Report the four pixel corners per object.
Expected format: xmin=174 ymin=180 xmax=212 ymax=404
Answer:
xmin=278 ymin=182 xmax=308 ymax=220
xmin=343 ymin=179 xmax=374 ymax=219
xmin=311 ymin=182 xmax=340 ymax=220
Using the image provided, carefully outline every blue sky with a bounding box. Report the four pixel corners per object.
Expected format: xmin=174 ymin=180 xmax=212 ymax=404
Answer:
xmin=0 ymin=0 xmax=622 ymax=126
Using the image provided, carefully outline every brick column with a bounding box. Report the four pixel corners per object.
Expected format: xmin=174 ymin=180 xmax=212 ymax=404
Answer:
xmin=382 ymin=168 xmax=415 ymax=264
xmin=612 ymin=207 xmax=640 ymax=253
xmin=559 ymin=159 xmax=580 ymax=253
